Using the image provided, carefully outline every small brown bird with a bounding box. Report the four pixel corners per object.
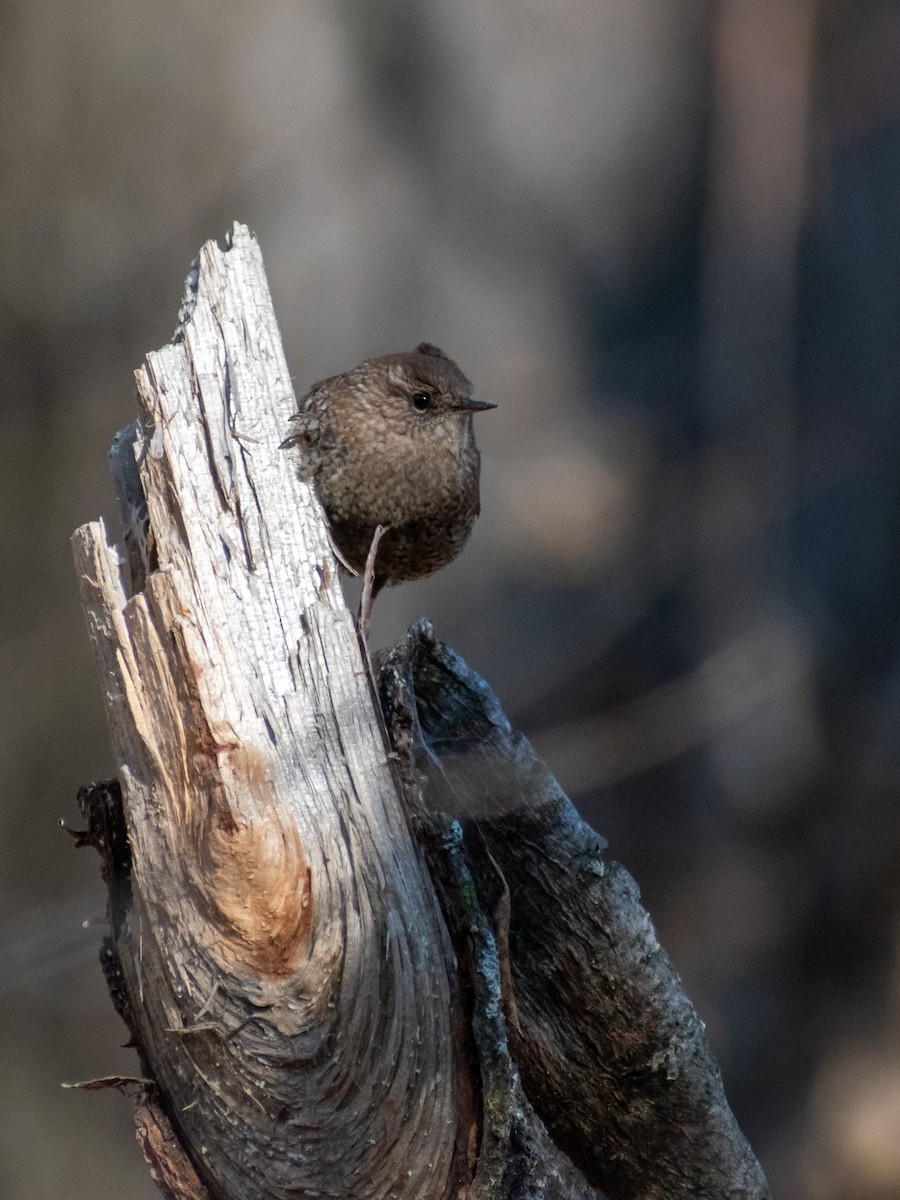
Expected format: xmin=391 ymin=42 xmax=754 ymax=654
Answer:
xmin=281 ymin=343 xmax=495 ymax=632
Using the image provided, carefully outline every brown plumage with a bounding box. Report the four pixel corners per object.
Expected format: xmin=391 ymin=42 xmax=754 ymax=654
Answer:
xmin=281 ymin=343 xmax=495 ymax=618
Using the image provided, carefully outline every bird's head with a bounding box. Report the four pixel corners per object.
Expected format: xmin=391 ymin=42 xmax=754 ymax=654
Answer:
xmin=358 ymin=343 xmax=496 ymax=437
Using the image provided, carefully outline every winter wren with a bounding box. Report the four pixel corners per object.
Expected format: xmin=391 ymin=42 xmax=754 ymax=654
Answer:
xmin=281 ymin=343 xmax=495 ymax=624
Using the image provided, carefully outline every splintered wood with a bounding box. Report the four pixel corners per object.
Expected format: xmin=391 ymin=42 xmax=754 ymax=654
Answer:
xmin=71 ymin=224 xmax=460 ymax=1200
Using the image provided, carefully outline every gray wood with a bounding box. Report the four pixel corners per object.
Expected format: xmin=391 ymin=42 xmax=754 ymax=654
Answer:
xmin=71 ymin=224 xmax=463 ymax=1200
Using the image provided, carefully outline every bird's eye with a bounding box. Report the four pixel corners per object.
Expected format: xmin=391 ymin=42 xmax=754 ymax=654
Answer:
xmin=409 ymin=391 xmax=431 ymax=412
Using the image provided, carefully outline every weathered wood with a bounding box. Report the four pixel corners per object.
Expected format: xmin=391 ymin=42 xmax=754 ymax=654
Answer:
xmin=72 ymin=223 xmax=770 ymax=1200
xmin=379 ymin=623 xmax=772 ymax=1200
xmin=71 ymin=224 xmax=466 ymax=1200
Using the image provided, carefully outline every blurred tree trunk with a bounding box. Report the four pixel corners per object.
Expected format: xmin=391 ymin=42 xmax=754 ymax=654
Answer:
xmin=71 ymin=224 xmax=770 ymax=1200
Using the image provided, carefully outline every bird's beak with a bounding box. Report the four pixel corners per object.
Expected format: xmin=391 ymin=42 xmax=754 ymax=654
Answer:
xmin=453 ymin=397 xmax=497 ymax=413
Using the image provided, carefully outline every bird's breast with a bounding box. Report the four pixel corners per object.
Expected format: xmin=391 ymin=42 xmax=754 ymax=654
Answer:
xmin=320 ymin=421 xmax=479 ymax=526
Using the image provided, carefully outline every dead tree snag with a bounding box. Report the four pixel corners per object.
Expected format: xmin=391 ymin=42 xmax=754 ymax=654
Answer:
xmin=71 ymin=224 xmax=769 ymax=1200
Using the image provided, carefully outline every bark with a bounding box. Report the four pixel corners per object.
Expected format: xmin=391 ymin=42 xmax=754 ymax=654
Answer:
xmin=71 ymin=223 xmax=770 ymax=1199
xmin=378 ymin=626 xmax=772 ymax=1200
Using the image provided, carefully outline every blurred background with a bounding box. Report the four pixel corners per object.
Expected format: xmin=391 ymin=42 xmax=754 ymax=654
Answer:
xmin=2 ymin=0 xmax=899 ymax=1195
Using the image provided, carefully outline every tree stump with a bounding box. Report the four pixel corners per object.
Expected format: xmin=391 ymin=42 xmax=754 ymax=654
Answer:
xmin=71 ymin=223 xmax=770 ymax=1200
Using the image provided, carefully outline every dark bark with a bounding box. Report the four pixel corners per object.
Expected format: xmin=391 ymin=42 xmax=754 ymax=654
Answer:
xmin=378 ymin=620 xmax=771 ymax=1200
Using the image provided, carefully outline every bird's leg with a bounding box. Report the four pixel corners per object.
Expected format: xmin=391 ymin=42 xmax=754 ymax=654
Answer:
xmin=326 ymin=524 xmax=357 ymax=575
xmin=357 ymin=524 xmax=387 ymax=641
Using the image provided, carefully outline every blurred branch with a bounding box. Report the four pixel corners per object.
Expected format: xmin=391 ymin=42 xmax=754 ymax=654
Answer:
xmin=529 ymin=616 xmax=815 ymax=795
xmin=703 ymin=0 xmax=813 ymax=427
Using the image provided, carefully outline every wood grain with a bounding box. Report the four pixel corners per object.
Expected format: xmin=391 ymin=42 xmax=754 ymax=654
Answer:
xmin=72 ymin=224 xmax=463 ymax=1200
